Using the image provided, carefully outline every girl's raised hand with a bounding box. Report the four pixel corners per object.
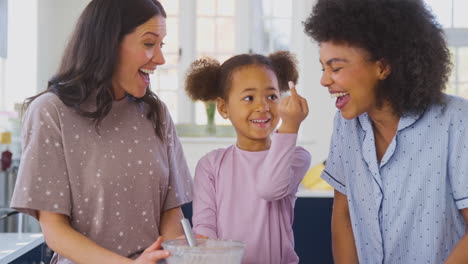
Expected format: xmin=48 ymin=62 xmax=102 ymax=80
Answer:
xmin=278 ymin=81 xmax=309 ymax=134
xmin=133 ymin=237 xmax=170 ymax=264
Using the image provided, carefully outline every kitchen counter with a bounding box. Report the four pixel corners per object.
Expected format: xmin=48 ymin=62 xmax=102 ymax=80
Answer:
xmin=296 ymin=184 xmax=334 ymax=198
xmin=0 ymin=233 xmax=44 ymax=264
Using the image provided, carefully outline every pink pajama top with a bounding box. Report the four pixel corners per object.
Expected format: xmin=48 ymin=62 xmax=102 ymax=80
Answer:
xmin=192 ymin=133 xmax=311 ymax=264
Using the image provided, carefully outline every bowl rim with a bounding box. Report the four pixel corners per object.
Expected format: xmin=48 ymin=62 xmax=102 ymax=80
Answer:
xmin=162 ymin=238 xmax=245 ymax=251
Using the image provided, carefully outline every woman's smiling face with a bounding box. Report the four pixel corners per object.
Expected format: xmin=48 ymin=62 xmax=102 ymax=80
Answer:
xmin=319 ymin=41 xmax=390 ymax=120
xmin=112 ymin=15 xmax=166 ymax=100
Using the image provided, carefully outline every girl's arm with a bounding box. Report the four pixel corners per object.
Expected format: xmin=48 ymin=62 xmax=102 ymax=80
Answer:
xmin=255 ymin=134 xmax=310 ymax=200
xmin=331 ymin=190 xmax=359 ymax=264
xmin=39 ymin=211 xmax=169 ymax=264
xmin=160 ymin=206 xmax=184 ymax=239
xmin=445 ymin=208 xmax=468 ymax=263
xmin=192 ymin=155 xmax=218 ymax=238
xmin=255 ymin=86 xmax=310 ymax=200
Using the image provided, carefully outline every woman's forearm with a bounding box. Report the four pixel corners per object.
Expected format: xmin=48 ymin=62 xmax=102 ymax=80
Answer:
xmin=445 ymin=208 xmax=468 ymax=263
xmin=160 ymin=207 xmax=184 ymax=239
xmin=445 ymin=233 xmax=468 ymax=263
xmin=39 ymin=211 xmax=132 ymax=264
xmin=331 ymin=190 xmax=359 ymax=264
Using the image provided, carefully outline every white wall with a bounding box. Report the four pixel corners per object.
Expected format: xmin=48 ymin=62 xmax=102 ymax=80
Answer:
xmin=3 ymin=0 xmax=37 ymax=110
xmin=36 ymin=0 xmax=90 ymax=93
xmin=1 ymin=0 xmax=90 ymax=111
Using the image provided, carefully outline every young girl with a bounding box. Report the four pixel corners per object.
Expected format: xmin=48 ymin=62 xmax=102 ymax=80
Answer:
xmin=186 ymin=51 xmax=311 ymax=264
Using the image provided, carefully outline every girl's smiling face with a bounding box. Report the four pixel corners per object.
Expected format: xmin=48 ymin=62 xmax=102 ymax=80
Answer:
xmin=217 ymin=65 xmax=280 ymax=150
xmin=112 ymin=15 xmax=166 ymax=99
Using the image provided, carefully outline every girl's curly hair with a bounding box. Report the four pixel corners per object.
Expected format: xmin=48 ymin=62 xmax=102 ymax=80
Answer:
xmin=185 ymin=51 xmax=299 ymax=101
xmin=303 ymin=0 xmax=452 ymax=116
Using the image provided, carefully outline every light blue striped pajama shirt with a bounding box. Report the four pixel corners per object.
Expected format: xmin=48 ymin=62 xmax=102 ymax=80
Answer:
xmin=322 ymin=94 xmax=468 ymax=263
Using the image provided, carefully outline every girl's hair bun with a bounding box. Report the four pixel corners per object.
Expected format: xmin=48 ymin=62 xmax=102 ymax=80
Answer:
xmin=269 ymin=51 xmax=299 ymax=93
xmin=185 ymin=57 xmax=222 ymax=101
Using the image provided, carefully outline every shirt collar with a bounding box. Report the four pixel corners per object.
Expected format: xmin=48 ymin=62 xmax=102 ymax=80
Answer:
xmin=357 ymin=111 xmax=422 ymax=133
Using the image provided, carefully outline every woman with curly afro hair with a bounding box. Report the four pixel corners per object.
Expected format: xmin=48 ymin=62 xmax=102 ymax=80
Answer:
xmin=303 ymin=0 xmax=468 ymax=263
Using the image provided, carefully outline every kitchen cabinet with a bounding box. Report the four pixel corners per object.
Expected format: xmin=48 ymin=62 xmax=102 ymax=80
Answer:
xmin=293 ymin=195 xmax=333 ymax=264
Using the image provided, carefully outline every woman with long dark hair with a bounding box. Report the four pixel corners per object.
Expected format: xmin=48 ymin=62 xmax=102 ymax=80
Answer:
xmin=10 ymin=0 xmax=192 ymax=263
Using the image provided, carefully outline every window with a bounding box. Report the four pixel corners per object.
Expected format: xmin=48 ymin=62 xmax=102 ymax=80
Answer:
xmin=0 ymin=0 xmax=295 ymax=126
xmin=424 ymin=0 xmax=468 ymax=28
xmin=196 ymin=0 xmax=236 ymax=61
xmin=192 ymin=0 xmax=292 ymax=126
xmin=151 ymin=0 xmax=180 ymax=122
xmin=256 ymin=0 xmax=292 ymax=54
xmin=195 ymin=0 xmax=236 ymax=125
xmin=425 ymin=0 xmax=468 ymax=99
xmin=447 ymin=47 xmax=468 ymax=98
xmin=153 ymin=0 xmax=293 ymax=126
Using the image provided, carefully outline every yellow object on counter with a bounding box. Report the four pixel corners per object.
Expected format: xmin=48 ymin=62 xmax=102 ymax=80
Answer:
xmin=301 ymin=161 xmax=333 ymax=191
xmin=0 ymin=132 xmax=12 ymax=144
